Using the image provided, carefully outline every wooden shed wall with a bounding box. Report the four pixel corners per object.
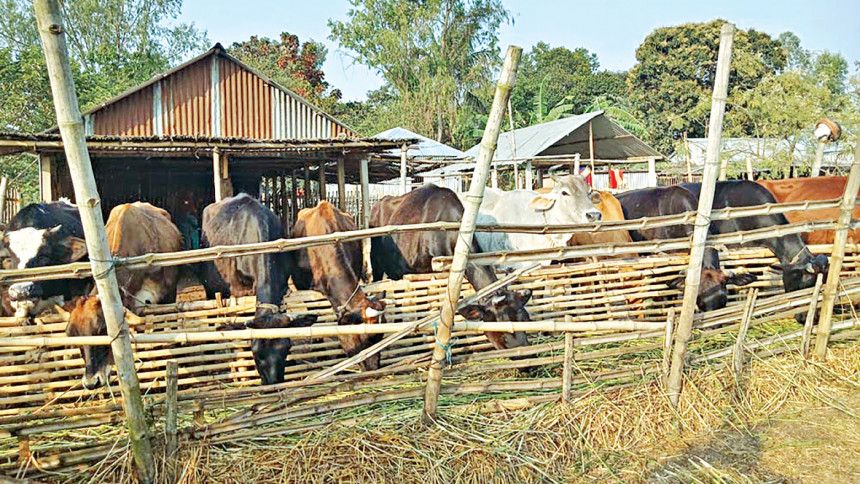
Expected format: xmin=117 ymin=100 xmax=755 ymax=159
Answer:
xmin=84 ymin=53 xmax=353 ymax=140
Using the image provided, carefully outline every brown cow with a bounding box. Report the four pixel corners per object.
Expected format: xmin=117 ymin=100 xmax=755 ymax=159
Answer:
xmin=292 ymin=201 xmax=386 ymax=370
xmin=561 ymin=190 xmax=632 ymax=246
xmin=757 ymin=176 xmax=860 ymax=244
xmin=67 ymin=202 xmax=182 ymax=389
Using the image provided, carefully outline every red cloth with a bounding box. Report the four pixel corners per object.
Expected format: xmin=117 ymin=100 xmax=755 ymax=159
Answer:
xmin=609 ymin=168 xmax=624 ymax=189
xmin=579 ymin=166 xmax=593 ymax=186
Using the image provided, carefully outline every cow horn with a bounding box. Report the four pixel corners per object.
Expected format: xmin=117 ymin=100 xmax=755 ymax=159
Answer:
xmin=548 ymin=164 xmax=564 ymax=184
xmin=365 ymin=306 xmax=382 ymax=318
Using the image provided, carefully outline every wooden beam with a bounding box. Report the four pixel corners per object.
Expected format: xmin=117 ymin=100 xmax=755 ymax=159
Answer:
xmin=33 ymin=1 xmax=155 ymax=480
xmin=336 ymin=159 xmax=346 ymax=210
xmin=303 ymin=163 xmax=311 ymax=208
xmin=423 ymin=45 xmax=522 ymax=423
xmin=290 ymin=170 xmax=298 ymax=221
xmin=400 ymin=144 xmax=409 ymax=195
xmin=666 ymin=23 xmax=735 ymax=408
xmin=813 ymin=145 xmax=860 ymax=357
xmin=648 ymin=157 xmax=658 ymax=187
xmin=39 ymin=153 xmax=53 ymax=202
xmin=359 ymin=154 xmax=372 ymax=278
xmin=0 ymin=177 xmax=8 ymax=221
xmin=318 ymin=160 xmax=327 ymax=201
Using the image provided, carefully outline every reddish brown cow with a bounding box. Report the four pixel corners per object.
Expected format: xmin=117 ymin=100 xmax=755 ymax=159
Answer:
xmin=292 ymin=201 xmax=386 ymax=370
xmin=757 ymin=176 xmax=860 ymax=244
xmin=67 ymin=202 xmax=182 ymax=389
xmin=564 ymin=190 xmax=631 ymax=246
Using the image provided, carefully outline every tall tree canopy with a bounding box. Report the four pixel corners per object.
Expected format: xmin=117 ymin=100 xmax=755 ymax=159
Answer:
xmin=627 ymin=20 xmax=787 ymax=153
xmin=0 ymin=0 xmax=207 ymax=200
xmin=329 ymin=0 xmax=509 ymax=145
xmin=229 ymin=33 xmax=341 ymax=112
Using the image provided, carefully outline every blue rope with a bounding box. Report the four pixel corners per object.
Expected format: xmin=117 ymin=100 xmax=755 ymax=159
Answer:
xmin=432 ymin=319 xmax=456 ymax=366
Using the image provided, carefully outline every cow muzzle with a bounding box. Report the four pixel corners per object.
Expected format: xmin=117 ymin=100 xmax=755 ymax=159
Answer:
xmin=82 ymin=364 xmax=111 ymax=390
xmin=586 ymin=211 xmax=602 ymax=222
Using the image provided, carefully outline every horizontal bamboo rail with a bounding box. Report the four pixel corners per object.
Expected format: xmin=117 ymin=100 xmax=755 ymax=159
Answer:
xmin=0 ymin=320 xmax=666 ymax=347
xmin=0 ymin=199 xmax=851 ymax=284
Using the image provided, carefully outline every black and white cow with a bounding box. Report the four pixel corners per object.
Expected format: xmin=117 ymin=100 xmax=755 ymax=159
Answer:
xmin=1 ymin=199 xmax=92 ymax=316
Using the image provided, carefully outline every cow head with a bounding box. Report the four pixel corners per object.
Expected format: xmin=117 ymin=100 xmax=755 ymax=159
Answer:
xmin=5 ymin=226 xmax=88 ymax=306
xmin=775 ymin=254 xmax=829 ymax=294
xmin=529 ymin=172 xmax=602 ymax=245
xmin=668 ymin=269 xmax=757 ymax=311
xmin=336 ymin=291 xmax=387 ymax=370
xmin=67 ymin=296 xmax=113 ymax=390
xmin=457 ymin=289 xmax=532 ymax=349
xmin=247 ymin=307 xmax=318 ymax=385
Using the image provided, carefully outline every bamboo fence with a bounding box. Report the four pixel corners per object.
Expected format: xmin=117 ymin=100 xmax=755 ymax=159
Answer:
xmin=1 ymin=242 xmax=859 ymax=477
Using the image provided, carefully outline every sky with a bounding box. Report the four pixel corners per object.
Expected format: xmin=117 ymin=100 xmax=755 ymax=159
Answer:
xmin=178 ymin=0 xmax=859 ymax=101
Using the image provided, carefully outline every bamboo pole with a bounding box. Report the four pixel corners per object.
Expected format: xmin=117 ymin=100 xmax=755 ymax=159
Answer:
xmin=290 ymin=170 xmax=298 ymax=220
xmin=303 ymin=163 xmax=311 ymax=208
xmin=164 ymin=360 xmax=178 ymax=458
xmin=813 ymin=146 xmax=860 ymax=357
xmin=667 ymin=23 xmax=735 ymax=408
xmin=0 ymin=176 xmax=7 ymax=221
xmin=746 ymin=157 xmax=754 ymax=181
xmin=212 ymin=147 xmax=225 ymax=202
xmin=684 ymin=132 xmax=693 ymax=183
xmin=359 ymin=154 xmax=372 ymax=278
xmin=400 ymin=144 xmax=409 ymax=195
xmin=562 ymin=331 xmax=575 ymax=403
xmin=32 ymin=0 xmax=155 ymax=481
xmin=811 ymin=139 xmax=825 ymax=178
xmin=732 ymin=289 xmax=757 ymax=379
xmin=800 ymin=274 xmax=823 ymax=359
xmin=318 ymin=160 xmax=326 ymax=201
xmin=661 ymin=308 xmax=674 ymax=385
xmin=423 ymin=45 xmax=522 ymax=423
xmin=588 ymin=121 xmax=596 ymax=181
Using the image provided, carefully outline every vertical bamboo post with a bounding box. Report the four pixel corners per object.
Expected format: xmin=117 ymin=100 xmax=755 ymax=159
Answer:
xmin=813 ymin=148 xmax=860 ymax=358
xmin=647 ymin=157 xmax=658 ymax=187
xmin=732 ymin=289 xmax=757 ymax=379
xmin=666 ymin=23 xmax=735 ymax=408
xmin=303 ymin=163 xmax=311 ymax=208
xmin=400 ymin=144 xmax=409 ymax=195
xmin=336 ymin=159 xmax=347 ymax=210
xmin=588 ymin=121 xmax=596 ymax=180
xmin=164 ymin=360 xmax=178 ymax=456
xmin=573 ymin=153 xmax=581 ymax=178
xmin=746 ymin=157 xmax=754 ymax=181
xmin=212 ymin=147 xmax=223 ymax=202
xmin=0 ymin=176 xmax=7 ymax=222
xmin=562 ymin=331 xmax=575 ymax=403
xmin=661 ymin=308 xmax=675 ymax=385
xmin=359 ymin=154 xmax=372 ymax=277
xmin=290 ymin=170 xmax=298 ymax=220
xmin=811 ymin=140 xmax=825 ymax=178
xmin=535 ymin=167 xmax=544 ymax=188
xmin=801 ymin=273 xmax=824 ymax=359
xmin=318 ymin=160 xmax=327 ymax=202
xmin=684 ymin=132 xmax=693 ymax=183
xmin=33 ymin=0 xmax=155 ymax=480
xmin=423 ymin=45 xmax=522 ymax=423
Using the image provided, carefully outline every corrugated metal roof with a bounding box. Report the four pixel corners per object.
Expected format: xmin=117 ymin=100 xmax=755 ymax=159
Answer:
xmin=373 ymin=127 xmax=465 ymax=159
xmin=463 ymin=111 xmax=662 ymax=161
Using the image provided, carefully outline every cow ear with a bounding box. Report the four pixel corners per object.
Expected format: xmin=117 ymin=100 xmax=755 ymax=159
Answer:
xmin=528 ymin=195 xmax=556 ymax=211
xmin=515 ymin=289 xmax=532 ymax=305
xmin=64 ymin=237 xmax=88 ymax=262
xmin=727 ymin=272 xmax=757 ymax=287
xmin=457 ymin=304 xmax=487 ymax=321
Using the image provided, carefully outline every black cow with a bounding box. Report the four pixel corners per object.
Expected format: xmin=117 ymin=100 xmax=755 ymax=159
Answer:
xmin=681 ymin=181 xmax=829 ymax=295
xmin=1 ymin=199 xmax=92 ymax=316
xmin=369 ymin=194 xmax=409 ymax=281
xmin=616 ymin=186 xmax=756 ymax=311
xmin=201 ymin=193 xmax=315 ymax=385
xmin=380 ymin=185 xmax=532 ymax=350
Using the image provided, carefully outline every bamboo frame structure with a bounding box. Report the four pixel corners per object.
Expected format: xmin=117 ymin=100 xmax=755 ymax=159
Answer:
xmin=424 ymin=45 xmax=522 ymax=422
xmin=667 ymin=23 xmax=735 ymax=407
xmin=32 ymin=1 xmax=154 ymax=480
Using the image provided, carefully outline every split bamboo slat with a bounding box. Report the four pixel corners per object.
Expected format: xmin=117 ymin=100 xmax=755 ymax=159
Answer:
xmin=2 ymin=245 xmax=859 ymax=477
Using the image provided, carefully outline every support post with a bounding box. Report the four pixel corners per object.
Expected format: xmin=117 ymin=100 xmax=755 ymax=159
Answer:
xmin=164 ymin=360 xmax=178 ymax=457
xmin=33 ymin=1 xmax=155 ymax=480
xmin=303 ymin=163 xmax=311 ymax=208
xmin=588 ymin=121 xmax=596 ymax=180
xmin=647 ymin=157 xmax=658 ymax=187
xmin=535 ymin=167 xmax=544 ymax=189
xmin=746 ymin=157 xmax=754 ymax=181
xmin=684 ymin=132 xmax=693 ymax=183
xmin=573 ymin=153 xmax=581 ymax=178
xmin=318 ymin=160 xmax=327 ymax=202
xmin=212 ymin=147 xmax=232 ymax=202
xmin=0 ymin=176 xmax=8 ymax=221
xmin=732 ymin=289 xmax=757 ymax=380
xmin=525 ymin=160 xmax=533 ymax=190
xmin=359 ymin=154 xmax=372 ymax=276
xmin=661 ymin=308 xmax=675 ymax=386
xmin=290 ymin=170 xmax=298 ymax=220
xmin=811 ymin=140 xmax=825 ymax=178
xmin=813 ymin=147 xmax=860 ymax=358
xmin=336 ymin=159 xmax=346 ymax=211
xmin=399 ymin=144 xmax=409 ymax=195
xmin=801 ymin=273 xmax=824 ymax=359
xmin=39 ymin=153 xmax=54 ymax=202
xmin=423 ymin=45 xmax=521 ymax=423
xmin=562 ymin=331 xmax=575 ymax=403
xmin=666 ymin=23 xmax=735 ymax=408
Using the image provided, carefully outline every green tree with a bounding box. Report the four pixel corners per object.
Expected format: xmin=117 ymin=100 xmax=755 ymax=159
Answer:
xmin=627 ymin=19 xmax=787 ymax=153
xmin=0 ymin=0 xmax=207 ymax=201
xmin=229 ymin=33 xmax=342 ymax=112
xmin=329 ymin=0 xmax=509 ymax=145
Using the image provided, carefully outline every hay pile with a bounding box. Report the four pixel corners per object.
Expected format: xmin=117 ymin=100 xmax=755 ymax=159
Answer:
xmin=66 ymin=341 xmax=859 ymax=483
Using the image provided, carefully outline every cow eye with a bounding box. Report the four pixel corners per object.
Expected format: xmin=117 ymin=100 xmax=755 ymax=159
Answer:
xmin=561 ymin=190 xmax=570 ymax=196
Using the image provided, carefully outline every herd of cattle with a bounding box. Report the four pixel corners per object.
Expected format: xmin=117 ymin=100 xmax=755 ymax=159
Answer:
xmin=0 ymin=174 xmax=854 ymax=388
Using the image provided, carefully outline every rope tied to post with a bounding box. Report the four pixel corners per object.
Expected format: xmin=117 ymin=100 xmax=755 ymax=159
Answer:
xmin=91 ymin=256 xmax=123 ymax=280
xmin=431 ymin=318 xmax=456 ymax=366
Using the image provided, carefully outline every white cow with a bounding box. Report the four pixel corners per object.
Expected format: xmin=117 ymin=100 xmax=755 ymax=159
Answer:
xmin=463 ymin=175 xmax=602 ymax=270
